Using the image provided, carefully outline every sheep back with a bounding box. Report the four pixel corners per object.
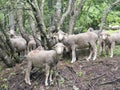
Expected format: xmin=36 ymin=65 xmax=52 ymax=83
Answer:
xmin=26 ymin=50 xmax=58 ymax=67
xmin=10 ymin=37 xmax=27 ymax=51
xmin=64 ymin=32 xmax=98 ymax=48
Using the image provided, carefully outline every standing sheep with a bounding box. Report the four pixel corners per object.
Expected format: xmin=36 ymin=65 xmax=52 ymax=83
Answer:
xmin=57 ymin=30 xmax=98 ymax=63
xmin=27 ymin=36 xmax=36 ymax=52
xmin=98 ymin=30 xmax=109 ymax=55
xmin=100 ymin=32 xmax=120 ymax=58
xmin=10 ymin=35 xmax=27 ymax=56
xmin=25 ymin=43 xmax=66 ymax=86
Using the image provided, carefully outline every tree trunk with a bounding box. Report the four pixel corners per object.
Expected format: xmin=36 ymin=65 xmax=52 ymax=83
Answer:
xmin=30 ymin=16 xmax=42 ymax=47
xmin=99 ymin=0 xmax=120 ymax=32
xmin=9 ymin=10 xmax=15 ymax=35
xmin=68 ymin=0 xmax=86 ymax=34
xmin=17 ymin=4 xmax=30 ymax=44
xmin=55 ymin=0 xmax=72 ymax=31
xmin=55 ymin=0 xmax=62 ymax=31
xmin=27 ymin=0 xmax=51 ymax=49
xmin=17 ymin=5 xmax=24 ymax=32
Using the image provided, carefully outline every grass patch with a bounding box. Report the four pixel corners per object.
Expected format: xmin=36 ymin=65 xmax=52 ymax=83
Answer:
xmin=106 ymin=30 xmax=120 ymax=34
xmin=113 ymin=46 xmax=120 ymax=56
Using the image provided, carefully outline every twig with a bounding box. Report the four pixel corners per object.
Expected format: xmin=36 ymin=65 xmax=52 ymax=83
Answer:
xmin=91 ymin=73 xmax=106 ymax=80
xmin=98 ymin=77 xmax=120 ymax=86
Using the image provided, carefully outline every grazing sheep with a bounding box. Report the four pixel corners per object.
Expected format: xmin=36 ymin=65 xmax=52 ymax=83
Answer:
xmin=57 ymin=30 xmax=98 ymax=63
xmin=25 ymin=43 xmax=65 ymax=86
xmin=100 ymin=32 xmax=120 ymax=58
xmin=10 ymin=35 xmax=27 ymax=56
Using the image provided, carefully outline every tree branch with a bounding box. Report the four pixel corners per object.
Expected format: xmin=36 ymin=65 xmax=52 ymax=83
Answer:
xmin=40 ymin=0 xmax=45 ymax=17
xmin=99 ymin=0 xmax=120 ymax=32
xmin=58 ymin=0 xmax=72 ymax=29
xmin=27 ymin=0 xmax=51 ymax=49
xmin=68 ymin=0 xmax=86 ymax=34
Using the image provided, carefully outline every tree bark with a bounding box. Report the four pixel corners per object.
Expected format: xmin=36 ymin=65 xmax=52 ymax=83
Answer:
xmin=30 ymin=16 xmax=42 ymax=47
xmin=27 ymin=0 xmax=51 ymax=49
xmin=17 ymin=4 xmax=30 ymax=44
xmin=9 ymin=10 xmax=15 ymax=35
xmin=55 ymin=0 xmax=72 ymax=31
xmin=17 ymin=5 xmax=24 ymax=32
xmin=40 ymin=0 xmax=45 ymax=17
xmin=99 ymin=0 xmax=120 ymax=32
xmin=55 ymin=0 xmax=62 ymax=31
xmin=58 ymin=0 xmax=72 ymax=29
xmin=68 ymin=0 xmax=86 ymax=34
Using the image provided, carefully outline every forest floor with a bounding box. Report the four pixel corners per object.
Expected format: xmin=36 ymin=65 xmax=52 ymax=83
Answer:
xmin=0 ymin=52 xmax=120 ymax=90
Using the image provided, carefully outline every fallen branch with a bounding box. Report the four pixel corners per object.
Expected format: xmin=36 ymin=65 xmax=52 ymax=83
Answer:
xmin=91 ymin=73 xmax=106 ymax=80
xmin=98 ymin=77 xmax=120 ymax=86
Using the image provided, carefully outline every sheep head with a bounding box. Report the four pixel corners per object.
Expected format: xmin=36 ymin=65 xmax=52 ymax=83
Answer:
xmin=57 ymin=30 xmax=66 ymax=41
xmin=53 ymin=43 xmax=65 ymax=55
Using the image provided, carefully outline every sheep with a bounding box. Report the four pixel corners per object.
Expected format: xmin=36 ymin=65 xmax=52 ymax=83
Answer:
xmin=27 ymin=36 xmax=36 ymax=52
xmin=100 ymin=32 xmax=120 ymax=58
xmin=10 ymin=35 xmax=27 ymax=56
xmin=25 ymin=42 xmax=66 ymax=86
xmin=57 ymin=29 xmax=98 ymax=63
xmin=97 ymin=30 xmax=109 ymax=55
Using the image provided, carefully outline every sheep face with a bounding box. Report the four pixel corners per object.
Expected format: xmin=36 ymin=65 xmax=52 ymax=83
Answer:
xmin=10 ymin=30 xmax=15 ymax=36
xmin=100 ymin=32 xmax=110 ymax=40
xmin=57 ymin=30 xmax=66 ymax=41
xmin=54 ymin=43 xmax=65 ymax=55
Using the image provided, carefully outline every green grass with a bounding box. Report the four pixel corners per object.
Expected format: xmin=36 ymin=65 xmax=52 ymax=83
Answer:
xmin=113 ymin=46 xmax=120 ymax=56
xmin=106 ymin=29 xmax=120 ymax=34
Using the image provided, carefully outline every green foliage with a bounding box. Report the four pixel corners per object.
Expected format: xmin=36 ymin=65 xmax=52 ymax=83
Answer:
xmin=76 ymin=71 xmax=83 ymax=77
xmin=106 ymin=30 xmax=120 ymax=34
xmin=0 ymin=0 xmax=120 ymax=34
xmin=74 ymin=0 xmax=120 ymax=33
xmin=1 ymin=78 xmax=8 ymax=90
xmin=59 ymin=76 xmax=65 ymax=85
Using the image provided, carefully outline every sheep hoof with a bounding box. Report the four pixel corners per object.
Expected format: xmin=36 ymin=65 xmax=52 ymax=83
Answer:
xmin=45 ymin=83 xmax=49 ymax=87
xmin=71 ymin=59 xmax=76 ymax=63
xmin=26 ymin=81 xmax=31 ymax=85
xmin=71 ymin=61 xmax=75 ymax=63
xmin=25 ymin=79 xmax=31 ymax=85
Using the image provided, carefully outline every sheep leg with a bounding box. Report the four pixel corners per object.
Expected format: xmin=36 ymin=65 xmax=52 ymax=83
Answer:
xmin=33 ymin=45 xmax=36 ymax=50
xmin=92 ymin=44 xmax=97 ymax=61
xmin=71 ymin=46 xmax=76 ymax=63
xmin=105 ymin=45 xmax=109 ymax=55
xmin=99 ymin=44 xmax=103 ymax=55
xmin=87 ymin=47 xmax=93 ymax=61
xmin=25 ymin=61 xmax=32 ymax=85
xmin=49 ymin=69 xmax=54 ymax=85
xmin=98 ymin=40 xmax=102 ymax=55
xmin=45 ymin=65 xmax=50 ymax=86
xmin=27 ymin=45 xmax=30 ymax=53
xmin=110 ymin=42 xmax=115 ymax=58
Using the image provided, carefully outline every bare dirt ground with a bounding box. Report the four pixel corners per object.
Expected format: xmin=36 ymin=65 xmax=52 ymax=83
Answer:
xmin=0 ymin=54 xmax=120 ymax=90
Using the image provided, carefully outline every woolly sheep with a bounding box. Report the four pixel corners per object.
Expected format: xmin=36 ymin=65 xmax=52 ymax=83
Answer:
xmin=100 ymin=32 xmax=120 ymax=58
xmin=97 ymin=30 xmax=109 ymax=55
xmin=10 ymin=35 xmax=27 ymax=56
xmin=27 ymin=36 xmax=36 ymax=52
xmin=57 ymin=30 xmax=98 ymax=63
xmin=25 ymin=43 xmax=65 ymax=86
